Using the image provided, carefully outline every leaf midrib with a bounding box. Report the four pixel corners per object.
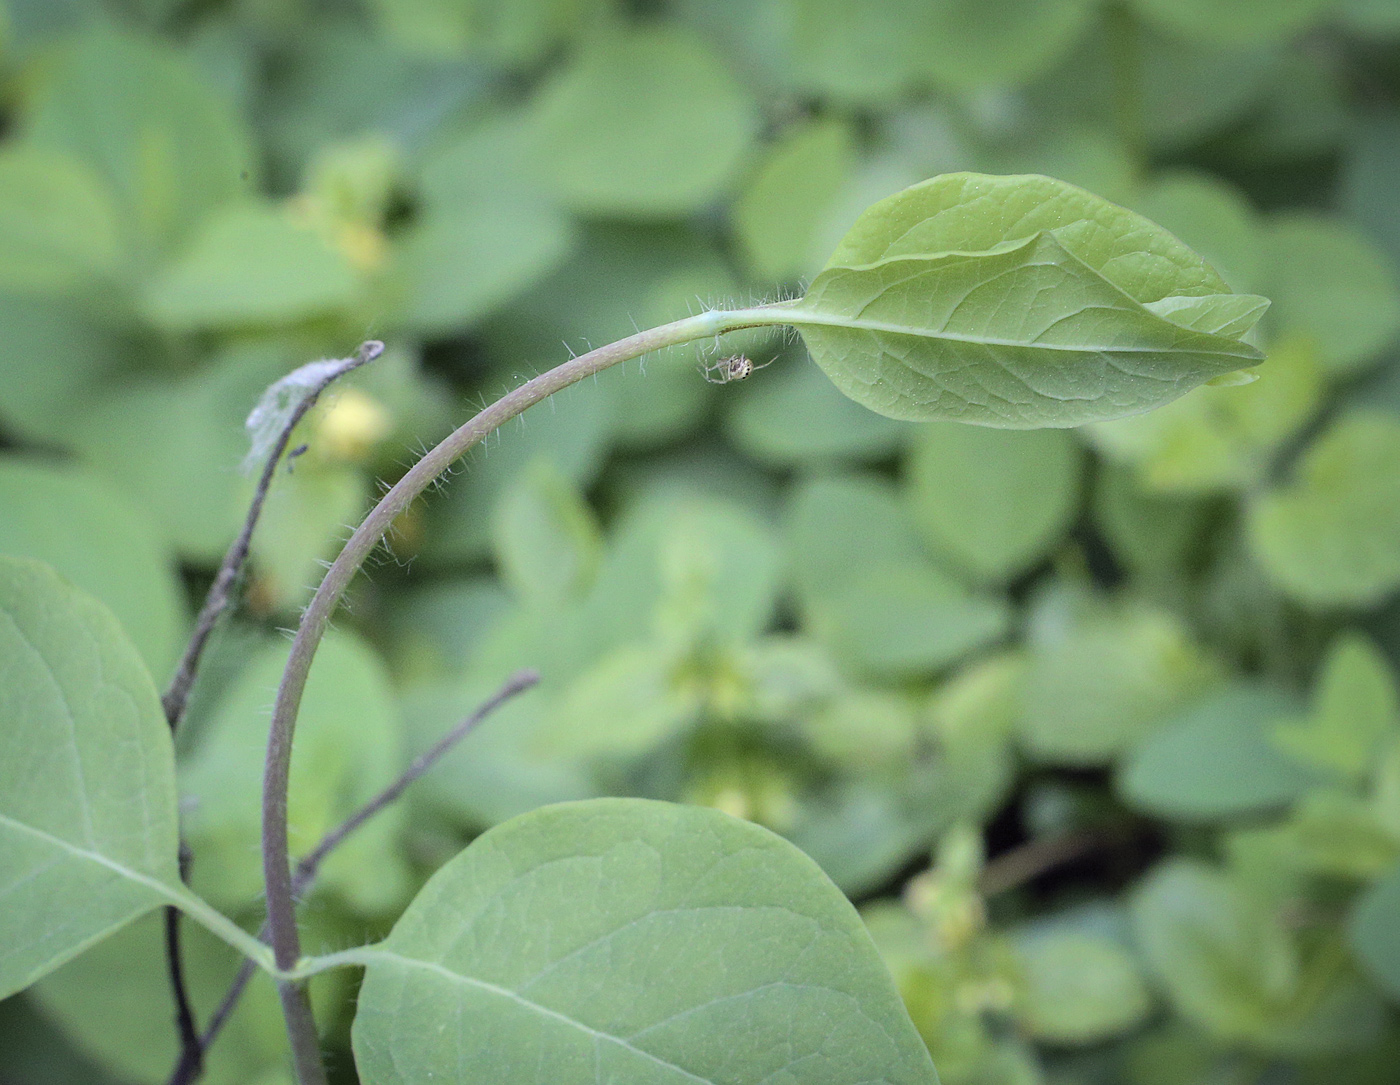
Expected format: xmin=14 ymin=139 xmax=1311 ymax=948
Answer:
xmin=362 ymin=948 xmax=722 ymax=1085
xmin=783 ymin=306 xmax=1257 ymax=358
xmin=0 ymin=809 xmax=175 ymax=900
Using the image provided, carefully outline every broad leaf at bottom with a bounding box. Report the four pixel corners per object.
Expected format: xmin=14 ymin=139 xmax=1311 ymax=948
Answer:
xmin=353 ymin=797 xmax=937 ymax=1085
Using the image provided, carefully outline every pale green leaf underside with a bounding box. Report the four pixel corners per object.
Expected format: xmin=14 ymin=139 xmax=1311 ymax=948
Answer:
xmin=353 ymin=798 xmax=935 ymax=1085
xmin=0 ymin=556 xmax=180 ymax=1000
xmin=789 ymin=231 xmax=1264 ymax=427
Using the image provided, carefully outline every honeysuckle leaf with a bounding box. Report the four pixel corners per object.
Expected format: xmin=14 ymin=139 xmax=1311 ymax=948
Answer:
xmin=352 ymin=798 xmax=938 ymax=1085
xmin=1247 ymin=411 xmax=1400 ymax=608
xmin=785 ymin=173 xmax=1267 ymax=427
xmin=0 ymin=557 xmax=180 ymax=1000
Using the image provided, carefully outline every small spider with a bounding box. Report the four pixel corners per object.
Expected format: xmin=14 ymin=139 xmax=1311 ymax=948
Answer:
xmin=699 ymin=354 xmax=772 ymax=384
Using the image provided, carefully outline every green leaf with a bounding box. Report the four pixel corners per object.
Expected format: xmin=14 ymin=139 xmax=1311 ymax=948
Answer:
xmin=1262 ymin=213 xmax=1400 ymax=375
xmin=492 ymin=460 xmax=602 ymax=609
xmin=922 ymin=0 xmax=1096 ymax=89
xmin=1132 ymin=859 xmax=1298 ymax=1043
xmin=1019 ymin=602 xmax=1220 ymax=765
xmin=1130 ymin=0 xmax=1335 ymax=45
xmin=0 ymin=458 xmax=186 ymax=678
xmin=1247 ymin=411 xmax=1400 ymax=608
xmin=790 ymin=174 xmax=1266 ymax=427
xmin=367 ymin=0 xmax=598 ymax=64
xmin=65 ymin=345 xmax=292 ymax=564
xmin=725 ymin=350 xmax=910 ymax=467
xmin=1118 ymin=684 xmax=1316 ymax=820
xmin=0 ymin=295 xmax=132 ymax=446
xmin=1130 ymin=171 xmax=1265 ymax=293
xmin=0 ymin=144 xmax=122 ymax=297
xmin=800 ymin=687 xmax=920 ymax=769
xmin=1016 ymin=930 xmax=1152 ymax=1044
xmin=143 ymin=201 xmax=361 ymax=329
xmin=904 ymin=423 xmax=1082 ymax=583
xmin=1092 ymin=464 xmax=1211 ymax=578
xmin=787 ymin=0 xmax=936 ymax=104
xmin=30 ymin=912 xmax=291 ymax=1085
xmin=733 ymin=117 xmax=857 ymax=282
xmin=528 ymin=26 xmax=759 ymax=216
xmin=401 ymin=673 xmax=599 ymax=830
xmin=1087 ymin=335 xmax=1320 ymax=493
xmin=809 ymin=563 xmax=1011 ymax=679
xmin=181 ymin=630 xmax=410 ymax=915
xmin=24 ymin=29 xmax=254 ymax=261
xmin=584 ymin=494 xmax=783 ymax=653
xmin=0 ymin=556 xmax=180 ymax=1000
xmin=250 ymin=458 xmax=368 ymax=612
xmin=1349 ymin=863 xmax=1400 ymax=1001
xmin=351 ymin=798 xmax=937 ymax=1085
xmin=1275 ymin=791 xmax=1400 ymax=879
xmin=536 ymin=643 xmax=704 ymax=760
xmin=1273 ymin=633 xmax=1400 ymax=780
xmin=1342 ymin=0 xmax=1400 ymax=31
xmin=389 ymin=197 xmax=576 ymax=336
xmin=787 ymin=474 xmax=1010 ymax=677
xmin=787 ymin=473 xmax=952 ymax=600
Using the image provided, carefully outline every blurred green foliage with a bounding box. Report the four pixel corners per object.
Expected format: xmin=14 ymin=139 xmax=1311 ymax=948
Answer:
xmin=3 ymin=0 xmax=1400 ymax=1083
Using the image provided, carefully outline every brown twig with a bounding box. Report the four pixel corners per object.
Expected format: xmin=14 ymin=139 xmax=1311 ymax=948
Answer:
xmin=162 ymin=340 xmax=384 ymax=731
xmin=174 ymin=669 xmax=539 ymax=1082
xmin=978 ymin=829 xmax=1105 ymax=898
xmin=162 ymin=342 xmax=383 ymax=1085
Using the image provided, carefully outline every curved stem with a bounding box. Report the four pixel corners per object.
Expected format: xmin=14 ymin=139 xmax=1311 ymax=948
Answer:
xmin=259 ymin=308 xmax=784 ymax=1084
xmin=186 ymin=668 xmax=540 ymax=1080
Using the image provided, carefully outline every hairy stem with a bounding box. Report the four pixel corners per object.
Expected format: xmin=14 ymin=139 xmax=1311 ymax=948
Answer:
xmin=184 ymin=669 xmax=539 ymax=1080
xmin=260 ymin=311 xmax=782 ymax=1082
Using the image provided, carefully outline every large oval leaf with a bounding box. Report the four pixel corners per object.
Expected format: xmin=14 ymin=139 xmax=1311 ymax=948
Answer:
xmin=0 ymin=457 xmax=187 ymax=679
xmin=0 ymin=556 xmax=180 ymax=1000
xmin=352 ymin=798 xmax=936 ymax=1085
xmin=785 ymin=173 xmax=1266 ymax=427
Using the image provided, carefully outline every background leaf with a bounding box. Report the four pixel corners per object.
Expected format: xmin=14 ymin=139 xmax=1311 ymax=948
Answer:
xmin=1248 ymin=411 xmax=1400 ymax=608
xmin=181 ymin=629 xmax=410 ymax=915
xmin=905 ymin=423 xmax=1082 ymax=582
xmin=1118 ymin=685 xmax=1317 ymax=820
xmin=528 ymin=26 xmax=759 ymax=216
xmin=0 ymin=458 xmax=186 ymax=678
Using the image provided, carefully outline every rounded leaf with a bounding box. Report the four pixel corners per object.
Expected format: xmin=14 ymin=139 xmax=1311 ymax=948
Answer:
xmin=923 ymin=0 xmax=1096 ymax=90
xmin=1132 ymin=859 xmax=1298 ymax=1042
xmin=1017 ymin=930 xmax=1152 ymax=1044
xmin=143 ymin=202 xmax=361 ymax=330
xmin=1262 ymin=213 xmax=1400 ymax=376
xmin=1130 ymin=0 xmax=1334 ymax=45
xmin=1247 ymin=411 xmax=1400 ymax=608
xmin=352 ymin=798 xmax=937 ymax=1085
xmin=905 ymin=423 xmax=1082 ymax=583
xmin=1117 ymin=685 xmax=1316 ymax=820
xmin=0 ymin=557 xmax=180 ymax=1000
xmin=529 ymin=26 xmax=759 ymax=216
